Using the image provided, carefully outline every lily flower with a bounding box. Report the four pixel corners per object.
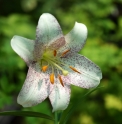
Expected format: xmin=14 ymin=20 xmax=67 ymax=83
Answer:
xmin=11 ymin=13 xmax=102 ymax=112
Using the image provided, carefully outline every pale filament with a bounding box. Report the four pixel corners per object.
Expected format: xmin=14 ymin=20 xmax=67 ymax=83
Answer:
xmin=41 ymin=49 xmax=81 ymax=86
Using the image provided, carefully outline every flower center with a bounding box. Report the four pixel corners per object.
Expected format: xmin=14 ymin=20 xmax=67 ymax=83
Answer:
xmin=41 ymin=49 xmax=68 ymax=75
xmin=40 ymin=49 xmax=80 ymax=86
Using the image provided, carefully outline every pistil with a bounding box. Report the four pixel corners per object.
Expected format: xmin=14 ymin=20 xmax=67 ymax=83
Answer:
xmin=41 ymin=49 xmax=81 ymax=86
xmin=44 ymin=57 xmax=69 ymax=76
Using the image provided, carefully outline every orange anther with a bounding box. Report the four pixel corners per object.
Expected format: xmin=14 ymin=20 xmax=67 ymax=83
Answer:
xmin=58 ymin=75 xmax=64 ymax=87
xmin=42 ymin=65 xmax=48 ymax=72
xmin=69 ymin=66 xmax=81 ymax=74
xmin=53 ymin=50 xmax=57 ymax=56
xmin=61 ymin=49 xmax=70 ymax=57
xmin=50 ymin=73 xmax=54 ymax=84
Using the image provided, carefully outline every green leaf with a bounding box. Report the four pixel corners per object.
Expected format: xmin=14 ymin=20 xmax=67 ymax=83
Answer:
xmin=0 ymin=111 xmax=54 ymax=121
xmin=59 ymin=86 xmax=103 ymax=124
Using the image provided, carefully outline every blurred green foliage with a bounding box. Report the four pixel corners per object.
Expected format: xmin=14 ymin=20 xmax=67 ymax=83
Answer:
xmin=0 ymin=0 xmax=122 ymax=124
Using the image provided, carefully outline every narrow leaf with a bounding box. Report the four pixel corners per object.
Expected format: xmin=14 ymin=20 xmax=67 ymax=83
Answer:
xmin=0 ymin=111 xmax=54 ymax=121
xmin=60 ymin=86 xmax=103 ymax=124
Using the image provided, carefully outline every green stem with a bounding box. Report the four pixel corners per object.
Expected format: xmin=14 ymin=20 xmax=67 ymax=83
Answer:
xmin=55 ymin=111 xmax=58 ymax=124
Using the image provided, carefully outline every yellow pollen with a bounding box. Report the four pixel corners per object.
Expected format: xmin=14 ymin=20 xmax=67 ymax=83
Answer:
xmin=53 ymin=50 xmax=57 ymax=56
xmin=58 ymin=75 xmax=64 ymax=87
xmin=69 ymin=66 xmax=81 ymax=74
xmin=61 ymin=49 xmax=70 ymax=57
xmin=50 ymin=73 xmax=54 ymax=84
xmin=42 ymin=65 xmax=48 ymax=72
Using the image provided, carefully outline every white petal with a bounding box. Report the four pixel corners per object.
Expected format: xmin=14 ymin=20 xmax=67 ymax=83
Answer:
xmin=17 ymin=64 xmax=52 ymax=107
xmin=59 ymin=22 xmax=87 ymax=54
xmin=11 ymin=35 xmax=34 ymax=65
xmin=36 ymin=13 xmax=64 ymax=48
xmin=49 ymin=80 xmax=70 ymax=112
xmin=61 ymin=54 xmax=102 ymax=89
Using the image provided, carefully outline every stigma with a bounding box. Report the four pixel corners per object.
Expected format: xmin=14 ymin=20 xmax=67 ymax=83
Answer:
xmin=40 ymin=49 xmax=80 ymax=86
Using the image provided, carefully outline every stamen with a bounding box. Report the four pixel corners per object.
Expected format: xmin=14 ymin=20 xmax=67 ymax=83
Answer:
xmin=53 ymin=50 xmax=57 ymax=56
xmin=42 ymin=65 xmax=48 ymax=72
xmin=50 ymin=73 xmax=54 ymax=84
xmin=69 ymin=66 xmax=81 ymax=74
xmin=61 ymin=49 xmax=70 ymax=57
xmin=58 ymin=75 xmax=64 ymax=87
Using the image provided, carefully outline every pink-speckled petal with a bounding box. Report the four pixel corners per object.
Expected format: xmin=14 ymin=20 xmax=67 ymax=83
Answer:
xmin=59 ymin=22 xmax=87 ymax=55
xmin=36 ymin=13 xmax=64 ymax=49
xmin=11 ymin=35 xmax=34 ymax=65
xmin=48 ymin=36 xmax=66 ymax=50
xmin=61 ymin=54 xmax=102 ymax=89
xmin=17 ymin=64 xmax=53 ymax=107
xmin=49 ymin=79 xmax=70 ymax=112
